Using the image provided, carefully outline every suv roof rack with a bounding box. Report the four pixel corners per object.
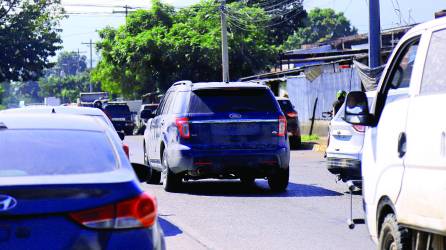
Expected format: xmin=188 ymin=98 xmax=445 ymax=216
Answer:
xmin=173 ymin=80 xmax=193 ymax=86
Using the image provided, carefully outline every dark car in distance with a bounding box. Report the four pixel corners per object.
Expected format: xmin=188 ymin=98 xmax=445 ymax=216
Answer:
xmin=276 ymin=97 xmax=301 ymax=148
xmin=142 ymin=81 xmax=290 ymax=192
xmin=105 ymin=102 xmax=135 ymax=135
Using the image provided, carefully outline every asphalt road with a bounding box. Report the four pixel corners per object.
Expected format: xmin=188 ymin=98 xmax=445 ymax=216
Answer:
xmin=125 ymin=136 xmax=375 ymax=250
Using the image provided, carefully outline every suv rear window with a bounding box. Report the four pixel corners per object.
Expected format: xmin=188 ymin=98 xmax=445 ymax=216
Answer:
xmin=277 ymin=100 xmax=294 ymax=112
xmin=105 ymin=105 xmax=130 ymax=115
xmin=188 ymin=88 xmax=278 ymax=114
xmin=0 ymin=130 xmax=118 ymax=177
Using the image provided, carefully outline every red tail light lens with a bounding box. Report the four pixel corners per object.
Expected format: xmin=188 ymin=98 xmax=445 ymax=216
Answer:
xmin=176 ymin=117 xmax=190 ymax=139
xmin=70 ymin=193 xmax=157 ymax=229
xmin=122 ymin=144 xmax=130 ymax=159
xmin=278 ymin=115 xmax=287 ymax=137
xmin=286 ymin=112 xmax=297 ymax=118
xmin=353 ymin=125 xmax=366 ymax=133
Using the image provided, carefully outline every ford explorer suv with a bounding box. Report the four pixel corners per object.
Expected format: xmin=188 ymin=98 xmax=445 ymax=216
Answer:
xmin=142 ymin=81 xmax=290 ymax=192
xmin=344 ymin=17 xmax=446 ymax=249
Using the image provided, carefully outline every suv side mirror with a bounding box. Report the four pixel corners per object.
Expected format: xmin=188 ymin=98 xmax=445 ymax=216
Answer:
xmin=140 ymin=109 xmax=156 ymax=120
xmin=344 ymin=91 xmax=373 ymax=125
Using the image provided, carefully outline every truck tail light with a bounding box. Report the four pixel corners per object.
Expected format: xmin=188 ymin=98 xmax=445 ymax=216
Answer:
xmin=278 ymin=115 xmax=287 ymax=137
xmin=286 ymin=112 xmax=298 ymax=118
xmin=70 ymin=193 xmax=157 ymax=229
xmin=176 ymin=117 xmax=190 ymax=139
xmin=352 ymin=125 xmax=366 ymax=133
xmin=123 ymin=144 xmax=130 ymax=158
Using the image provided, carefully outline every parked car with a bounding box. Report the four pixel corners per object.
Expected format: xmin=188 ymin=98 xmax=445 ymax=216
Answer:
xmin=136 ymin=104 xmax=159 ymax=135
xmin=325 ymin=92 xmax=375 ymax=185
xmin=105 ymin=102 xmax=135 ymax=135
xmin=276 ymin=97 xmax=301 ymax=148
xmin=0 ymin=113 xmax=165 ymax=250
xmin=344 ymin=18 xmax=446 ymax=248
xmin=142 ymin=81 xmax=290 ymax=192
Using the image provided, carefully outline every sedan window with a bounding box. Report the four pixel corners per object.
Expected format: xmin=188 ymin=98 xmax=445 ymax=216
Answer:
xmin=0 ymin=130 xmax=118 ymax=177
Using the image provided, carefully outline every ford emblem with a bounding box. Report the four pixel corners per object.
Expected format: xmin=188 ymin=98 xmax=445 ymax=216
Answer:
xmin=229 ymin=113 xmax=242 ymax=119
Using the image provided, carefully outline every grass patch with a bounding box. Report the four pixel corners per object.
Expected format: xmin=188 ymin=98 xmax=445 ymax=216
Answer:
xmin=301 ymin=134 xmax=320 ymax=142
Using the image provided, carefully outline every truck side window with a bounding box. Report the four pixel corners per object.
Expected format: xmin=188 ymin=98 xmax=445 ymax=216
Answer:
xmin=421 ymin=28 xmax=446 ymax=95
xmin=388 ymin=40 xmax=419 ymax=89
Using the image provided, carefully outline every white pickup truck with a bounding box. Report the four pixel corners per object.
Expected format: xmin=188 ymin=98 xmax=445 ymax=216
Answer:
xmin=345 ymin=17 xmax=446 ymax=249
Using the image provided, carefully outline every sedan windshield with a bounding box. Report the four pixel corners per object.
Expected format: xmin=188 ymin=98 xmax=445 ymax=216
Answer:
xmin=0 ymin=130 xmax=118 ymax=177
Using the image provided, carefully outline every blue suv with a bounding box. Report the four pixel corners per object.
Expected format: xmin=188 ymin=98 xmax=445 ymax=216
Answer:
xmin=142 ymin=81 xmax=290 ymax=192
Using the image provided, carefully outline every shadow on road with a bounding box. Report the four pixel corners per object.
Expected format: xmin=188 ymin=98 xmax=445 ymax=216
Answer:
xmin=158 ymin=217 xmax=183 ymax=237
xmin=175 ymin=180 xmax=342 ymax=198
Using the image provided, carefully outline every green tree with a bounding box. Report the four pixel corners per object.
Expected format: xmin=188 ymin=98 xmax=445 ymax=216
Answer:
xmin=38 ymin=72 xmax=95 ymax=103
xmin=284 ymin=8 xmax=357 ymax=50
xmin=0 ymin=0 xmax=64 ymax=82
xmin=227 ymin=0 xmax=307 ymax=46
xmin=57 ymin=51 xmax=88 ymax=76
xmin=94 ymin=0 xmax=277 ymax=98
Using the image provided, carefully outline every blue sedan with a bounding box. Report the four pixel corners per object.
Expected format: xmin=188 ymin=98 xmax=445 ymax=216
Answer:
xmin=0 ymin=113 xmax=165 ymax=250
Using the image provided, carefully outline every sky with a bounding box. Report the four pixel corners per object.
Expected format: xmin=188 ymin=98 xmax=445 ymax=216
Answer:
xmin=59 ymin=0 xmax=446 ymax=65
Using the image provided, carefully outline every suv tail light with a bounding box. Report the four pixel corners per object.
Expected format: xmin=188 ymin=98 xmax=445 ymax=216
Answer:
xmin=176 ymin=117 xmax=190 ymax=139
xmin=278 ymin=115 xmax=287 ymax=137
xmin=352 ymin=125 xmax=366 ymax=133
xmin=123 ymin=144 xmax=130 ymax=158
xmin=70 ymin=193 xmax=157 ymax=229
xmin=286 ymin=112 xmax=297 ymax=118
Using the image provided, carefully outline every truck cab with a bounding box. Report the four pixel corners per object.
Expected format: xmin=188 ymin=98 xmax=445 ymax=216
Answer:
xmin=345 ymin=17 xmax=446 ymax=249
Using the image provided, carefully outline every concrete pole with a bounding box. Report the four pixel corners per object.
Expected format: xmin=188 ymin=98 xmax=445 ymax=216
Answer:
xmin=220 ymin=0 xmax=230 ymax=83
xmin=369 ymin=0 xmax=381 ymax=68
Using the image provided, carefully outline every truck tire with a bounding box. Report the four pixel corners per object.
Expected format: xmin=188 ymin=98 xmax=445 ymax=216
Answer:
xmin=378 ymin=214 xmax=410 ymax=250
xmin=268 ymin=168 xmax=289 ymax=192
xmin=162 ymin=151 xmax=182 ymax=192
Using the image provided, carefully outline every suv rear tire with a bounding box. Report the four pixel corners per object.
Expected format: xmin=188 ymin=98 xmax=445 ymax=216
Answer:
xmin=268 ymin=168 xmax=289 ymax=192
xmin=162 ymin=151 xmax=182 ymax=192
xmin=378 ymin=213 xmax=410 ymax=250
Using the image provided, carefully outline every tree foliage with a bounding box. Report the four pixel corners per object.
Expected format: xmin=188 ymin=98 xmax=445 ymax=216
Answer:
xmin=284 ymin=8 xmax=358 ymax=50
xmin=56 ymin=51 xmax=88 ymax=76
xmin=229 ymin=0 xmax=307 ymax=45
xmin=93 ymin=0 xmax=277 ymax=98
xmin=0 ymin=0 xmax=65 ymax=82
xmin=38 ymin=72 xmax=95 ymax=103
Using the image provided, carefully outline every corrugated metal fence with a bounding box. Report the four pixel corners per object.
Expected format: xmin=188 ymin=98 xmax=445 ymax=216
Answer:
xmin=286 ymin=66 xmax=362 ymax=124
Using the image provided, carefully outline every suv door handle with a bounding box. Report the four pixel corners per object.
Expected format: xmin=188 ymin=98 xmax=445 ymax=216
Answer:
xmin=398 ymin=132 xmax=407 ymax=158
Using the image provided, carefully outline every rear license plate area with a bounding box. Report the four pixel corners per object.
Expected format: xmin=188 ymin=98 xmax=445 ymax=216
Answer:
xmin=212 ymin=123 xmax=260 ymax=136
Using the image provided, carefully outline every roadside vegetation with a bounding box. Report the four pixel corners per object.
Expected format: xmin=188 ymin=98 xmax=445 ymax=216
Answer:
xmin=0 ymin=0 xmax=357 ymax=106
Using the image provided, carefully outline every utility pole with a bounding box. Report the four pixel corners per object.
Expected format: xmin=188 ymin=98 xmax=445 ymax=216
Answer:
xmin=112 ymin=5 xmax=134 ymax=23
xmin=220 ymin=0 xmax=230 ymax=83
xmin=81 ymin=39 xmax=96 ymax=92
xmin=369 ymin=0 xmax=381 ymax=68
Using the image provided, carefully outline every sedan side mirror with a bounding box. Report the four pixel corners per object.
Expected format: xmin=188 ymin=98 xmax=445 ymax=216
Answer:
xmin=140 ymin=109 xmax=156 ymax=120
xmin=131 ymin=163 xmax=151 ymax=183
xmin=344 ymin=91 xmax=373 ymax=126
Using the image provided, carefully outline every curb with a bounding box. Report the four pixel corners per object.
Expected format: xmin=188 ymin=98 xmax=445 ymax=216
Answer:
xmin=312 ymin=144 xmax=327 ymax=153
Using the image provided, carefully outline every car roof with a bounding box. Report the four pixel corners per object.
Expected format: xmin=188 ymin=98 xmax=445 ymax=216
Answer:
xmin=2 ymin=106 xmax=105 ymax=116
xmin=169 ymin=81 xmax=269 ymax=91
xmin=407 ymin=16 xmax=446 ymax=34
xmin=0 ymin=113 xmax=106 ymax=131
